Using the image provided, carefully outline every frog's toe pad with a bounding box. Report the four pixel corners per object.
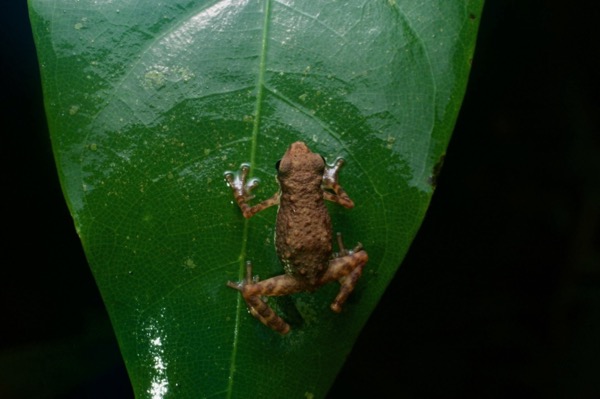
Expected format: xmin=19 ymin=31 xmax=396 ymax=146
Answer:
xmin=226 ymin=281 xmax=242 ymax=291
xmin=330 ymin=302 xmax=343 ymax=313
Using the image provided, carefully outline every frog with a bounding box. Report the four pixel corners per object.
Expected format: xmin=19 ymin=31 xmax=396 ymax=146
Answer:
xmin=224 ymin=141 xmax=368 ymax=334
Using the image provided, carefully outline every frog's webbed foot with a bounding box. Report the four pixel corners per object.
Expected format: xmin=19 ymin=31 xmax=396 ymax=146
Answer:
xmin=225 ymin=163 xmax=258 ymax=202
xmin=323 ymin=233 xmax=368 ymax=313
xmin=224 ymin=164 xmax=279 ymax=218
xmin=227 ymin=261 xmax=301 ymax=335
xmin=322 ymin=158 xmax=354 ymax=209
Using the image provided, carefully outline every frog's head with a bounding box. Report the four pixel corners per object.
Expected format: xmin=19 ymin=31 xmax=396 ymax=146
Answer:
xmin=276 ymin=141 xmax=325 ymax=178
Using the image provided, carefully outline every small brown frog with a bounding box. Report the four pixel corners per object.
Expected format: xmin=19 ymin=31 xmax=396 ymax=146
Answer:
xmin=225 ymin=141 xmax=368 ymax=334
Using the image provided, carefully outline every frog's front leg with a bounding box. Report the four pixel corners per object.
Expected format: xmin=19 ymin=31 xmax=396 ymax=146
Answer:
xmin=227 ymin=262 xmax=306 ymax=334
xmin=320 ymin=234 xmax=368 ymax=313
xmin=322 ymin=158 xmax=354 ymax=209
xmin=225 ymin=163 xmax=279 ymax=218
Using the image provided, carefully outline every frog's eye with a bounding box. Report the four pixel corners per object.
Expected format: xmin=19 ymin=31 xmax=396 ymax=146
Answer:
xmin=275 ymin=159 xmax=281 ymax=170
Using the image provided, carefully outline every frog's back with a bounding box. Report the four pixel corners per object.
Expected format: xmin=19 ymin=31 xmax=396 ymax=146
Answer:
xmin=274 ymin=141 xmax=334 ymax=284
xmin=275 ymin=184 xmax=332 ymax=285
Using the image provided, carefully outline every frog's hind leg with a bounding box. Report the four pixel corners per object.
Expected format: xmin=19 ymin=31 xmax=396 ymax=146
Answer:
xmin=322 ymin=234 xmax=368 ymax=313
xmin=227 ymin=261 xmax=303 ymax=335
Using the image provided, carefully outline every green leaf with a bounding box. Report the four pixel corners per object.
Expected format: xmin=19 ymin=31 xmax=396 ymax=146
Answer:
xmin=29 ymin=0 xmax=483 ymax=397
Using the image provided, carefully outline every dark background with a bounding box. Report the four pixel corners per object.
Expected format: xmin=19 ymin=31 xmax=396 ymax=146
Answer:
xmin=2 ymin=1 xmax=598 ymax=398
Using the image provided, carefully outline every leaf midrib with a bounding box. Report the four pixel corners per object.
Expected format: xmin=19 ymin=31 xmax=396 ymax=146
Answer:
xmin=226 ymin=0 xmax=272 ymax=396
